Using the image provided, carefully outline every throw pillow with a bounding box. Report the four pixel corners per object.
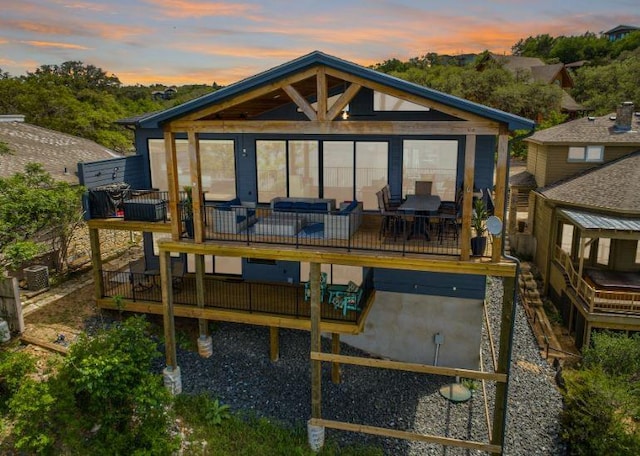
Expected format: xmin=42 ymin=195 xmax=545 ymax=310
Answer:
xmin=346 ymin=281 xmax=359 ymax=293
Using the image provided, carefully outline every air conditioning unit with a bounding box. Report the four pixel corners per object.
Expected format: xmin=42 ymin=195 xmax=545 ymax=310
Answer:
xmin=24 ymin=265 xmax=49 ymax=291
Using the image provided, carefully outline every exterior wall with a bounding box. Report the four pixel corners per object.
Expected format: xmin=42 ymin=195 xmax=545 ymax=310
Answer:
xmin=536 ymin=144 xmax=639 ymax=187
xmin=78 ymin=155 xmax=147 ymax=189
xmin=341 ymin=290 xmax=483 ymax=369
xmin=526 ymin=142 xmax=547 ymax=188
xmin=532 ymin=193 xmax=554 ymax=287
xmin=548 ymin=262 xmax=567 ymax=301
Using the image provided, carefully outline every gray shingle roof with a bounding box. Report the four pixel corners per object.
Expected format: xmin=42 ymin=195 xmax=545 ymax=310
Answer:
xmin=539 ymin=151 xmax=640 ymax=214
xmin=526 ymin=113 xmax=640 ymax=145
xmin=0 ymin=121 xmax=121 ymax=184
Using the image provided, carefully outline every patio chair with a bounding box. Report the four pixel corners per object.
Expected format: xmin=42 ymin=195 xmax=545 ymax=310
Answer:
xmin=327 ymin=281 xmax=363 ymax=316
xmin=304 ymin=272 xmax=327 ymax=302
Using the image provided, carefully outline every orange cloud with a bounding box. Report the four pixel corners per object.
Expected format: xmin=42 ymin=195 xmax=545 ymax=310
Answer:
xmin=21 ymin=40 xmax=91 ymax=50
xmin=0 ymin=19 xmax=76 ymax=36
xmin=142 ymin=0 xmax=257 ymax=19
xmin=115 ymin=65 xmax=255 ymax=86
xmin=56 ymin=1 xmax=110 ymax=12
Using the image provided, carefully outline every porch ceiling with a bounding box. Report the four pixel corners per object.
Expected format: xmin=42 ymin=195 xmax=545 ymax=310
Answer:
xmin=559 ymin=208 xmax=640 ymax=233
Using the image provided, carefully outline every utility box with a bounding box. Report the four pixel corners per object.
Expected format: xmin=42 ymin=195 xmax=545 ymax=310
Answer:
xmin=24 ymin=265 xmax=49 ymax=291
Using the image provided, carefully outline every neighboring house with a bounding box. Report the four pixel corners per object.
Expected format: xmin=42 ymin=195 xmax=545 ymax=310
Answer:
xmin=604 ymin=24 xmax=640 ymax=41
xmin=515 ymin=102 xmax=640 ymax=349
xmin=476 ymin=54 xmax=585 ymax=118
xmin=80 ymin=51 xmax=534 ymax=453
xmin=0 ymin=115 xmax=121 ymax=183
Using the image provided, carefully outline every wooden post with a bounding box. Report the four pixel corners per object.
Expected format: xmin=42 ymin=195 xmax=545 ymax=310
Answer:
xmin=160 ymin=250 xmax=177 ymax=369
xmin=163 ymin=131 xmax=181 ymax=241
xmin=270 ymin=326 xmax=279 ymax=362
xmin=491 ymin=274 xmax=516 ymax=455
xmin=89 ymin=227 xmax=103 ymax=301
xmin=195 ymin=254 xmax=208 ymax=337
xmin=310 ymin=262 xmax=322 ymax=419
xmin=460 ymin=134 xmax=476 ymax=260
xmin=583 ymin=322 xmax=592 ymax=349
xmin=331 ymin=333 xmax=341 ymax=384
xmin=316 ymin=67 xmax=327 ymax=121
xmin=187 ymin=129 xmax=204 ymax=243
xmin=492 ymin=129 xmax=509 ymax=262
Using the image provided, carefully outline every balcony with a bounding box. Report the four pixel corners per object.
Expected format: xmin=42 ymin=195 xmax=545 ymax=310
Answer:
xmin=554 ymin=246 xmax=640 ymax=315
xmin=86 ymin=189 xmax=493 ymax=260
xmin=100 ymin=268 xmax=375 ymax=332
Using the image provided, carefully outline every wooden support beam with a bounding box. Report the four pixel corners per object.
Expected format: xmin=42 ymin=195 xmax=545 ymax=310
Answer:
xmin=492 ymin=130 xmax=509 ymax=262
xmin=160 ymin=251 xmax=178 ymax=369
xmin=331 ymin=333 xmax=341 ymax=384
xmin=187 ymin=130 xmax=204 ymax=243
xmin=326 ymin=83 xmax=361 ymax=120
xmin=87 ymin=218 xmax=172 ymax=233
xmin=310 ymin=262 xmax=322 ymax=419
xmin=20 ymin=334 xmax=69 ymax=355
xmin=311 ymin=418 xmax=501 ymax=454
xmin=169 ymin=119 xmax=499 ymax=136
xmin=282 ymin=85 xmax=317 ymax=120
xmin=460 ymin=134 xmax=476 ymax=260
xmin=491 ymin=275 xmax=516 ymax=455
xmin=163 ymin=131 xmax=181 ymax=241
xmin=316 ymin=67 xmax=327 ymax=121
xmin=311 ymin=352 xmax=506 ymax=382
xmin=157 ymin=239 xmax=518 ymax=277
xmin=89 ymin=227 xmax=103 ymax=302
xmin=195 ymin=254 xmax=208 ymax=336
xmin=270 ymin=326 xmax=279 ymax=362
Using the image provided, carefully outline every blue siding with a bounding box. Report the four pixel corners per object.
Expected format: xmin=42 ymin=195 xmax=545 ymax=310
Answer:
xmin=242 ymin=259 xmax=300 ymax=283
xmin=78 ymin=155 xmax=146 ymax=189
xmin=373 ymin=268 xmax=486 ymax=299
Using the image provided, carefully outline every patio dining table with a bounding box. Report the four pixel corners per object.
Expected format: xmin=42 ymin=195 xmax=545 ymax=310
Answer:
xmin=398 ymin=195 xmax=441 ymax=240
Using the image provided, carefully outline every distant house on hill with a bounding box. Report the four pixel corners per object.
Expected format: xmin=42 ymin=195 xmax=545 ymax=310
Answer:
xmin=604 ymin=24 xmax=640 ymax=41
xmin=476 ymin=53 xmax=585 ymax=118
xmin=0 ymin=115 xmax=121 ymax=183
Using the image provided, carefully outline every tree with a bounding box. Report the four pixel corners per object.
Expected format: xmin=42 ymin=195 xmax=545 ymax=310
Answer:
xmin=512 ymin=34 xmax=556 ymax=58
xmin=0 ymin=164 xmax=85 ymax=274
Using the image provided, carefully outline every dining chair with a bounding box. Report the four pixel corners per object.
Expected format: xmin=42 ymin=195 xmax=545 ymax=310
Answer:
xmin=376 ymin=190 xmax=402 ymax=240
xmin=415 ymin=180 xmax=433 ymax=196
xmin=382 ymin=184 xmax=401 ymax=209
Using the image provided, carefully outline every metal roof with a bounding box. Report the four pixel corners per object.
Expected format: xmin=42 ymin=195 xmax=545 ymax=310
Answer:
xmin=131 ymin=50 xmax=536 ymax=131
xmin=559 ymin=208 xmax=640 ymax=232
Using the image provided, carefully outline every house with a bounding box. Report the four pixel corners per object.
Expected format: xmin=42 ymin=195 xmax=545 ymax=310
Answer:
xmin=604 ymin=24 xmax=640 ymax=42
xmin=513 ymin=102 xmax=640 ymax=349
xmin=476 ymin=54 xmax=585 ymax=118
xmin=80 ymin=51 xmax=535 ymax=453
xmin=0 ymin=115 xmax=121 ymax=183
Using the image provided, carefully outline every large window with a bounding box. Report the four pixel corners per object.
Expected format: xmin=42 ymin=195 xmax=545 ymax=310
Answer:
xmin=596 ymin=238 xmax=611 ymax=266
xmin=255 ymin=140 xmax=388 ymax=209
xmin=186 ymin=254 xmax=242 ymax=275
xmin=560 ymin=223 xmax=574 ymax=254
xmin=149 ymin=139 xmax=236 ymax=200
xmin=288 ymin=140 xmax=319 ymax=198
xmin=256 ymin=140 xmax=287 ymax=203
xmin=402 ymin=140 xmax=457 ymax=200
xmin=323 ymin=142 xmax=354 ymax=203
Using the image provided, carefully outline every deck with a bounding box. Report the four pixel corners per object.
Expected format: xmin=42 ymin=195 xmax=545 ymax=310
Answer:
xmin=554 ymin=246 xmax=640 ymax=316
xmin=99 ymin=268 xmax=374 ymax=334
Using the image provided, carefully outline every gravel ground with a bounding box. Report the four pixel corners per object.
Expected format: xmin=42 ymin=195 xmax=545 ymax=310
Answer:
xmin=154 ymin=276 xmax=566 ymax=455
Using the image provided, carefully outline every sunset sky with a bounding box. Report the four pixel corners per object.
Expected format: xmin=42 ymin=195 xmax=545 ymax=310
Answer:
xmin=2 ymin=0 xmax=639 ymax=86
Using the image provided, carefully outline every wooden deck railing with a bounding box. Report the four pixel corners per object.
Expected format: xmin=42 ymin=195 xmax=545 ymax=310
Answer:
xmin=554 ymin=245 xmax=640 ymax=315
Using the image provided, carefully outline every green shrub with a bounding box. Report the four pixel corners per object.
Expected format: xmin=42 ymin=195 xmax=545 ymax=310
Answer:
xmin=0 ymin=349 xmax=35 ymax=410
xmin=583 ymin=331 xmax=640 ymax=376
xmin=561 ymin=368 xmax=640 ymax=455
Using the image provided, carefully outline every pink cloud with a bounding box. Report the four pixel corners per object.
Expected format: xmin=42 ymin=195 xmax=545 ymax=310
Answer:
xmin=21 ymin=40 xmax=91 ymax=50
xmin=142 ymin=0 xmax=257 ymax=19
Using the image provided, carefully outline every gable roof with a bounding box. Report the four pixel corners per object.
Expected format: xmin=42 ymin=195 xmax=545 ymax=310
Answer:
xmin=539 ymin=151 xmax=640 ymax=214
xmin=604 ymin=25 xmax=640 ymax=36
xmin=0 ymin=120 xmax=121 ymax=184
xmin=130 ymin=51 xmax=535 ymax=131
xmin=526 ymin=112 xmax=640 ymax=145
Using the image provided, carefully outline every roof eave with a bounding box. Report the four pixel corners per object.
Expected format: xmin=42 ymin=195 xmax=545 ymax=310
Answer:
xmin=137 ymin=51 xmax=536 ymax=131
